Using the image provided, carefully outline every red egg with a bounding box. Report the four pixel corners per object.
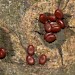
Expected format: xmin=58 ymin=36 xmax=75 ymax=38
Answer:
xmin=44 ymin=22 xmax=52 ymax=33
xmin=26 ymin=55 xmax=35 ymax=65
xmin=39 ymin=54 xmax=47 ymax=65
xmin=56 ymin=19 xmax=65 ymax=29
xmin=39 ymin=14 xmax=47 ymax=24
xmin=27 ymin=45 xmax=35 ymax=56
xmin=55 ymin=9 xmax=63 ymax=19
xmin=51 ymin=23 xmax=61 ymax=33
xmin=0 ymin=48 xmax=6 ymax=59
xmin=47 ymin=15 xmax=56 ymax=22
xmin=44 ymin=33 xmax=56 ymax=43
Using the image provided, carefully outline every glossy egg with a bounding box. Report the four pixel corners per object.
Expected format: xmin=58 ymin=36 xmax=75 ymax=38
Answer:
xmin=39 ymin=54 xmax=47 ymax=65
xmin=26 ymin=55 xmax=35 ymax=65
xmin=27 ymin=45 xmax=35 ymax=56
xmin=39 ymin=14 xmax=47 ymax=24
xmin=44 ymin=22 xmax=52 ymax=33
xmin=44 ymin=33 xmax=56 ymax=43
xmin=56 ymin=19 xmax=65 ymax=29
xmin=47 ymin=15 xmax=56 ymax=22
xmin=55 ymin=9 xmax=63 ymax=19
xmin=51 ymin=24 xmax=61 ymax=33
xmin=0 ymin=48 xmax=6 ymax=59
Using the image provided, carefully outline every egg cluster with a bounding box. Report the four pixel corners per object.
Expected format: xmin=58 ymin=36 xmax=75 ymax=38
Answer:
xmin=39 ymin=9 xmax=65 ymax=43
xmin=26 ymin=45 xmax=47 ymax=65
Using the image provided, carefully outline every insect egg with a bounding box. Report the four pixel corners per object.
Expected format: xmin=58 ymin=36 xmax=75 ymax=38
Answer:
xmin=44 ymin=33 xmax=56 ymax=43
xmin=55 ymin=9 xmax=63 ymax=19
xmin=27 ymin=45 xmax=35 ymax=56
xmin=0 ymin=48 xmax=6 ymax=59
xmin=44 ymin=22 xmax=52 ymax=33
xmin=56 ymin=19 xmax=65 ymax=29
xmin=26 ymin=55 xmax=35 ymax=65
xmin=39 ymin=54 xmax=47 ymax=65
xmin=47 ymin=15 xmax=56 ymax=22
xmin=51 ymin=23 xmax=61 ymax=33
xmin=39 ymin=14 xmax=47 ymax=24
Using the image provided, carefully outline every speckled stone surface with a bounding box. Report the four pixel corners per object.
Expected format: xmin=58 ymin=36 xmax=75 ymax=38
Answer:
xmin=0 ymin=0 xmax=75 ymax=75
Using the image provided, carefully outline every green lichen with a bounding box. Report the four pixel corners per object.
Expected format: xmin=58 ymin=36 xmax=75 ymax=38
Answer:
xmin=57 ymin=0 xmax=62 ymax=7
xmin=35 ymin=0 xmax=38 ymax=1
xmin=46 ymin=0 xmax=49 ymax=1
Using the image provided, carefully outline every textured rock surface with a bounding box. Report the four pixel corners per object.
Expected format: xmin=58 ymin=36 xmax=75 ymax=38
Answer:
xmin=0 ymin=0 xmax=75 ymax=75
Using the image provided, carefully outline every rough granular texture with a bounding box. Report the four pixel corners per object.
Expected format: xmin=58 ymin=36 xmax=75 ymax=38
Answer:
xmin=0 ymin=0 xmax=75 ymax=75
